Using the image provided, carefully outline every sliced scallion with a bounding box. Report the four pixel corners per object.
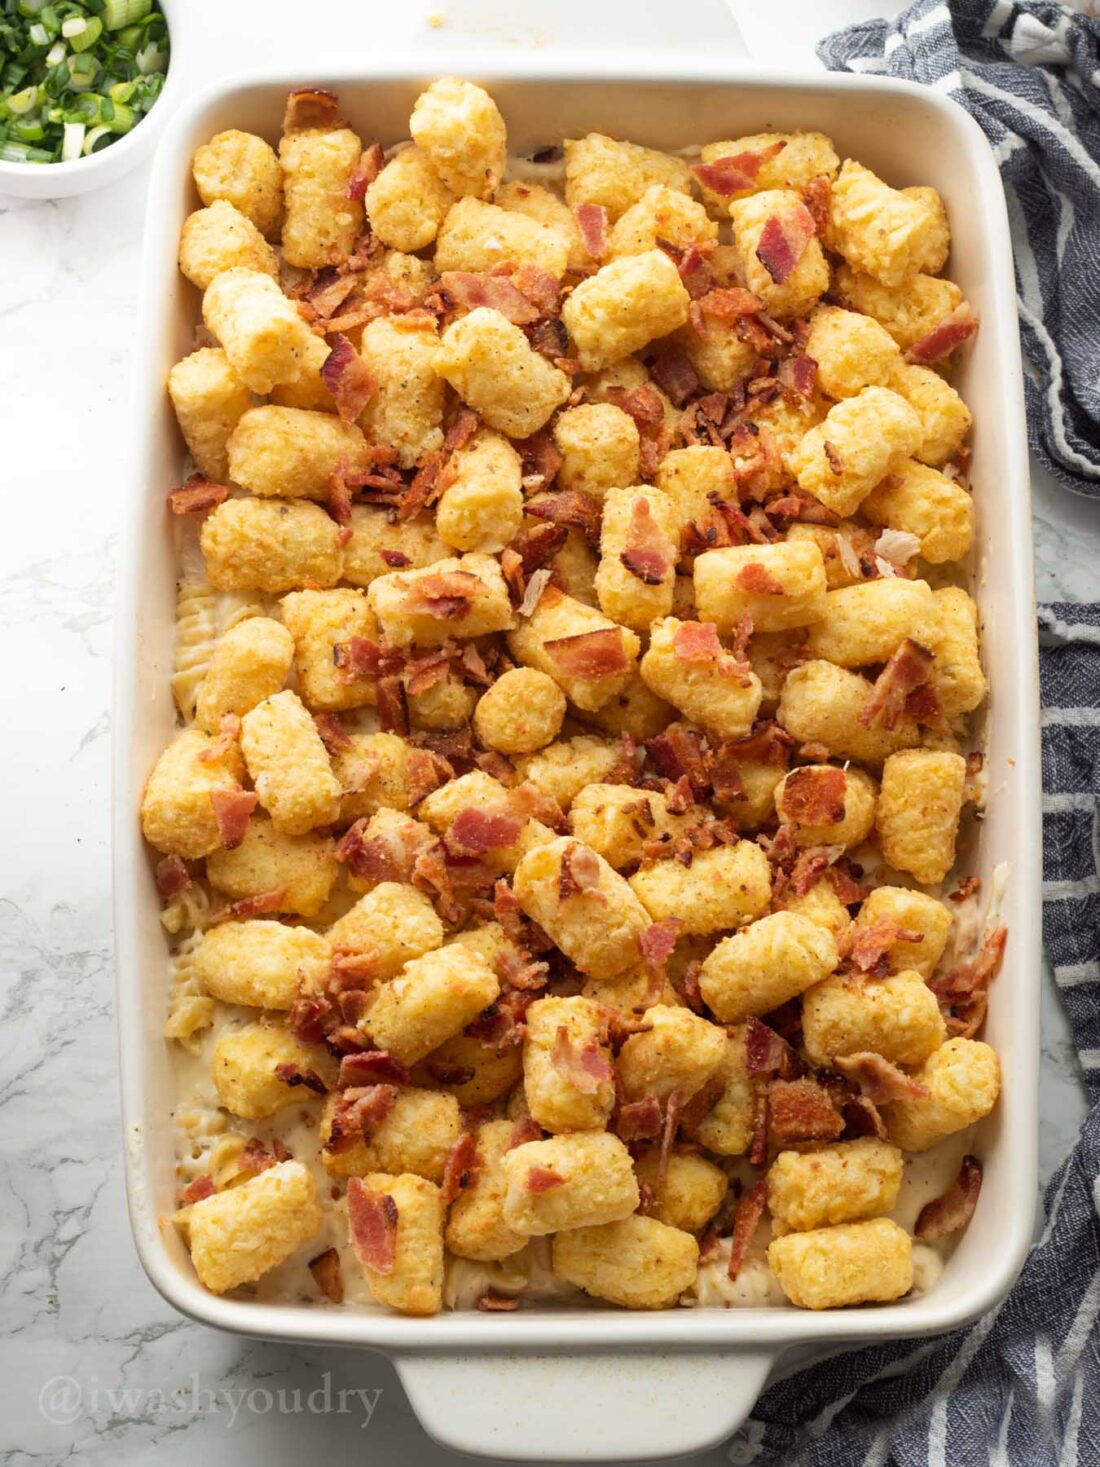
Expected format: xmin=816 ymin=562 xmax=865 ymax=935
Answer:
xmin=103 ymin=0 xmax=150 ymax=30
xmin=60 ymin=117 xmax=83 ymax=158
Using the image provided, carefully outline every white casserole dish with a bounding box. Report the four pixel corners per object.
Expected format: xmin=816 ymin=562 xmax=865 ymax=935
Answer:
xmin=113 ymin=53 xmax=1041 ymax=1462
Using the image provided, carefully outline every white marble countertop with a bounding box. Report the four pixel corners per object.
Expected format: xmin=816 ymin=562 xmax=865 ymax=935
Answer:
xmin=1 ymin=1 xmax=1097 ymax=1462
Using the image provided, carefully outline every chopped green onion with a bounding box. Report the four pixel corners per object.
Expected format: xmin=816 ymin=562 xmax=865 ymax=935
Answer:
xmin=11 ymin=117 xmax=45 ymax=140
xmin=28 ymin=21 xmax=49 ymax=44
xmin=103 ymin=0 xmax=150 ymax=30
xmin=45 ymin=39 xmax=66 ymax=63
xmin=60 ymin=116 xmax=83 ymax=157
xmin=134 ymin=39 xmax=162 ymax=73
xmin=69 ymin=14 xmax=101 ymax=49
xmin=1 ymin=137 xmax=52 ymax=161
xmin=82 ymin=119 xmax=109 ymax=152
xmin=7 ymin=83 xmax=38 ymax=112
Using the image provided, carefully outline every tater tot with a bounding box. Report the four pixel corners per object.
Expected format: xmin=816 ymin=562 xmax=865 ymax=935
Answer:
xmin=212 ymin=1021 xmax=337 ymax=1119
xmin=595 ymin=486 xmax=680 ymax=632
xmin=775 ymin=764 xmax=877 ymax=850
xmin=926 ymin=587 xmax=987 ymax=720
xmin=192 ymin=129 xmax=283 ymax=237
xmin=326 ymin=882 xmax=444 ymax=984
xmin=861 ymin=459 xmax=974 ymax=564
xmin=240 ymin=689 xmax=342 ymax=835
xmin=500 ymin=1131 xmax=639 ymax=1236
xmin=320 ymin=1088 xmax=460 ymax=1183
xmin=828 ymin=160 xmax=943 ymax=288
xmin=780 ymin=878 xmax=853 ymax=946
xmin=205 ymin=816 xmax=338 ymax=918
xmin=434 ymin=308 xmax=570 ymax=437
xmin=768 ymin=1218 xmax=913 ymax=1309
xmin=348 ymin=1173 xmax=444 ymax=1316
xmin=693 ymin=542 xmax=828 ymax=635
xmin=630 ymin=840 xmax=772 ymax=937
xmin=179 ymin=200 xmax=279 ymax=291
xmin=280 ymin=588 xmax=378 ymax=712
xmin=445 ymin=1119 xmax=529 ymax=1262
xmin=889 ymin=362 xmax=972 ymax=467
xmin=202 ymin=268 xmax=317 ymax=394
xmin=508 ymin=585 xmax=640 ymax=713
xmin=804 ymin=578 xmax=935 ymax=668
xmin=729 ymin=189 xmax=829 ymax=319
xmin=569 ymin=782 xmax=690 ymax=870
xmin=876 ymin=750 xmax=966 ymax=885
xmin=279 ymin=123 xmax=363 ymax=268
xmin=187 ymin=1160 xmax=322 ymax=1294
xmin=778 ymin=661 xmax=920 ymax=764
xmin=330 ymin=732 xmax=417 ymax=822
xmin=513 ymin=836 xmax=651 ymax=978
xmin=607 ymin=184 xmax=718 ymax=259
xmin=835 ymin=263 xmax=966 ymax=353
xmin=268 ymin=331 xmax=334 ymax=414
xmin=227 ymin=406 xmax=371 ymax=502
xmin=513 ymin=734 xmax=626 ymax=812
xmin=368 ymin=553 xmax=513 ymax=649
xmin=410 ymin=77 xmax=506 ymax=200
xmin=580 ymin=668 xmax=675 ymax=741
xmin=341 ymin=506 xmax=447 ymax=588
xmin=363 ymin=945 xmax=500 ymax=1066
xmin=790 ymin=386 xmax=922 ymax=517
xmin=696 ymin=130 xmax=839 ymax=211
xmin=691 ymin=1027 xmax=753 ymax=1155
xmin=804 ymin=305 xmax=900 ymax=400
xmin=496 ymin=179 xmax=589 ymax=271
xmin=618 ymin=1005 xmax=727 ymax=1104
xmin=640 ymin=616 xmax=763 ymax=740
xmin=473 ymin=667 xmax=566 ymax=755
xmin=853 ymin=886 xmax=953 ymax=979
xmin=562 ymin=250 xmax=690 ymax=372
xmin=698 ymin=911 xmax=838 ymax=1022
xmin=673 ymin=313 xmax=757 ymax=395
xmin=366 ymin=145 xmax=453 ymax=252
xmin=140 ymin=728 xmax=245 ymax=860
xmin=435 ymin=429 xmax=523 ymax=554
xmin=359 ymin=316 xmax=446 ymax=469
xmin=523 ymin=995 xmax=615 ymax=1133
xmin=802 ymin=966 xmax=947 ymax=1068
xmin=194 ymin=616 xmax=294 ymax=733
xmin=344 ymin=808 xmax=436 ymax=896
xmin=564 ymin=132 xmax=692 ymax=221
xmin=200 ymin=498 xmax=344 ymax=593
xmin=553 ymin=1215 xmax=699 ymax=1310
xmin=656 ymin=446 xmax=736 ymax=550
xmin=635 ymin=1149 xmax=728 ymax=1232
xmin=884 ymin=1037 xmax=1001 ymax=1152
xmin=767 ymin=1138 xmax=904 ymax=1233
xmin=554 ymin=403 xmax=641 ymax=501
xmin=167 ymin=347 xmax=252 ymax=483
xmin=435 ymin=196 xmax=569 ymax=278
xmin=195 ymin=919 xmax=329 ymax=1009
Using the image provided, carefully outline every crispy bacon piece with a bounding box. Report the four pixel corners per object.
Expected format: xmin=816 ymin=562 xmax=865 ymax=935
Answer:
xmin=446 ymin=804 xmax=526 ymax=857
xmin=309 ymin=1248 xmax=344 ymax=1303
xmin=513 ymin=263 xmax=563 ymax=317
xmin=440 ymin=270 xmax=541 ymax=325
xmin=209 ymin=788 xmax=259 ymax=850
xmin=545 ymin=627 xmax=629 ymax=681
xmin=274 ymin=1062 xmax=328 ymax=1094
xmin=846 ymin=916 xmax=922 ymax=976
xmin=168 ymin=478 xmax=230 ymax=515
xmin=744 ymin=1017 xmax=798 ymax=1078
xmin=405 ymin=746 xmax=453 ymax=807
xmin=768 ymin=1077 xmax=844 ymax=1145
xmin=755 ymin=203 xmax=816 ymax=284
xmin=507 ymin=1115 xmax=543 ymax=1150
xmin=333 ymin=635 xmax=401 ymax=682
xmin=727 ymin=1179 xmax=768 ymax=1281
xmin=930 ymin=926 xmax=1007 ymax=1038
xmin=843 ymin=1092 xmax=888 ymax=1139
xmin=347 ymin=141 xmax=384 ymax=201
xmin=789 ymin=845 xmax=840 ymax=899
xmin=376 ymin=675 xmax=408 ymax=735
xmin=180 ymin=1175 xmax=214 ymax=1205
xmin=603 ymin=383 xmax=665 ymax=431
xmin=676 ymin=244 xmax=713 ymax=300
xmin=405 ymin=570 xmax=481 ymax=620
xmin=573 ymin=202 xmax=609 ymax=259
xmin=904 ymin=680 xmax=950 ymax=734
xmin=395 ymin=451 xmax=444 ymax=523
xmin=302 ymin=267 xmax=358 ymax=320
xmin=515 ymin=429 xmax=564 ymax=491
xmin=777 ymin=351 xmax=817 ymax=400
xmin=238 ymin=1137 xmax=279 ymax=1177
xmin=692 ymin=142 xmax=786 ymax=197
xmin=526 ymin=1165 xmax=565 ymax=1193
xmin=441 ymin=1130 xmax=481 ymax=1206
xmin=859 ymin=639 xmax=935 ymax=731
xmin=525 ymin=489 xmax=601 ymax=544
xmin=326 ymin=1086 xmax=399 ymax=1153
xmin=560 ymin=842 xmax=603 ymax=901
xmin=283 ymin=87 xmax=342 ymax=134
xmin=829 ymin=861 xmax=869 ymax=907
xmin=620 ymin=496 xmax=675 ymax=585
xmin=321 ymin=335 xmax=375 ymax=422
xmin=736 ymin=561 xmax=786 ymax=595
xmin=494 ymin=946 xmax=550 ymax=994
xmin=638 ymin=919 xmax=682 ymax=979
xmin=155 ymin=854 xmax=191 ymax=900
xmin=646 ymin=725 xmax=711 ymax=796
xmin=823 ymin=440 xmax=844 ymax=475
xmin=780 ymin=765 xmax=847 ymax=826
xmin=550 ymin=1025 xmax=613 ymax=1094
xmin=915 ymin=1156 xmax=983 ymax=1241
xmin=508 ymin=522 xmax=569 ymax=579
xmin=338 ymin=1050 xmax=409 ymax=1088
xmin=648 ymin=343 xmax=700 ymax=409
xmin=615 ymin=1095 xmax=664 ymax=1142
xmin=477 ymin=1291 xmax=519 ymax=1311
xmin=906 ymin=304 xmax=979 ymax=365
xmin=950 ymin=875 xmax=981 ymax=904
xmin=326 ymin=458 xmax=354 ymax=530
xmin=347 ymin=1178 xmax=399 ymax=1274
xmin=518 ymin=566 xmax=553 ymax=618
xmin=834 ymin=1051 xmax=930 ymax=1104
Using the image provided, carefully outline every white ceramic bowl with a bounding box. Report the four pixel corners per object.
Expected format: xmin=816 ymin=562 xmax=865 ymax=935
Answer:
xmin=114 ymin=54 xmax=1041 ymax=1463
xmin=0 ymin=0 xmax=181 ymax=199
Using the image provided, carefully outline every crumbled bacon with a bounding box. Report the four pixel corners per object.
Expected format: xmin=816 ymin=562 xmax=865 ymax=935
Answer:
xmin=755 ymin=204 xmax=816 ymax=284
xmin=168 ymin=477 xmax=230 ymax=515
xmin=518 ymin=566 xmax=553 ymax=618
xmin=764 ymin=492 xmax=837 ymax=530
xmin=347 ymin=1179 xmax=399 ymax=1274
xmin=180 ymin=1175 xmax=214 ymax=1205
xmin=823 ymin=440 xmax=845 ymax=474
xmin=904 ymin=680 xmax=950 ymax=734
xmin=676 ymin=244 xmax=714 ymax=300
xmin=727 ymin=1179 xmax=768 ymax=1281
xmin=638 ymin=918 xmax=682 ymax=980
xmin=210 ymin=787 xmax=260 ymax=851
xmin=619 ymin=496 xmax=675 ymax=585
xmin=777 ymin=352 xmax=817 ymax=401
xmin=780 ymin=765 xmax=847 ymax=826
xmin=603 ymin=384 xmax=665 ymax=431
xmin=615 ymin=1095 xmax=664 ymax=1142
xmin=326 ymin=1085 xmax=399 ymax=1153
xmin=346 ymin=141 xmax=383 ymax=201
xmin=309 ymin=1248 xmax=344 ymax=1303
xmin=338 ymin=1051 xmax=409 ymax=1088
xmin=545 ymin=627 xmax=629 ymax=681
xmin=238 ymin=1137 xmax=279 ymax=1177
xmin=441 ymin=1130 xmax=481 ymax=1205
xmin=834 ymin=1052 xmax=929 ymax=1104
xmin=376 ymin=675 xmax=409 ymax=735
xmin=930 ymin=926 xmax=1007 ymax=1038
xmin=507 ymin=1114 xmax=543 ymax=1149
xmin=574 ymin=202 xmax=609 ymax=259
xmin=446 ymin=804 xmax=526 ymax=857
xmin=800 ymin=174 xmax=832 ymax=235
xmin=478 ymin=1291 xmax=520 ymax=1311
xmin=845 ymin=916 xmax=922 ymax=976
xmin=915 ymin=1156 xmax=982 ymax=1240
xmin=646 ymin=725 xmax=711 ymax=796
xmin=283 ymin=87 xmax=342 ymax=134
xmin=829 ymin=861 xmax=869 ymax=907
xmin=767 ymin=1077 xmax=844 ymax=1145
xmin=692 ymin=141 xmax=786 ymax=197
xmin=559 ymin=841 xmax=604 ymax=901
xmin=735 ymin=561 xmax=786 ymax=596
xmin=843 ymin=1092 xmax=888 ymax=1139
xmin=494 ymin=945 xmax=549 ymax=993
xmin=333 ymin=635 xmax=401 ymax=682
xmin=648 ymin=343 xmax=700 ymax=409
xmin=321 ymin=335 xmax=375 ymax=422
xmin=155 ymin=854 xmax=191 ymax=900
xmin=744 ymin=1017 xmax=799 ymax=1078
xmin=526 ymin=1165 xmax=565 ymax=1193
xmin=859 ymin=639 xmax=936 ymax=731
xmin=550 ymin=1025 xmax=613 ymax=1094
xmin=440 ymin=270 xmax=541 ymax=325
xmin=274 ymin=1062 xmax=328 ymax=1094
xmin=906 ymin=304 xmax=979 ymax=365
xmin=525 ymin=489 xmax=601 ymax=544
xmin=405 ymin=570 xmax=481 ymax=620
xmin=949 ymin=875 xmax=981 ymax=904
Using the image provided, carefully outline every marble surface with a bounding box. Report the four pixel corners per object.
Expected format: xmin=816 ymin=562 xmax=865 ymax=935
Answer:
xmin=1 ymin=1 xmax=1097 ymax=1463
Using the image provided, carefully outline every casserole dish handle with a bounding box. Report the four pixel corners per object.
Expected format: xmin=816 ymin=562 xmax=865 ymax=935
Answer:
xmin=394 ymin=1346 xmax=775 ymax=1461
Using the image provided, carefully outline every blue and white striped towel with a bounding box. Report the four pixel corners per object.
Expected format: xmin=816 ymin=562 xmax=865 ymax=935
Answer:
xmin=729 ymin=608 xmax=1100 ymax=1465
xmin=819 ymin=0 xmax=1100 ymax=497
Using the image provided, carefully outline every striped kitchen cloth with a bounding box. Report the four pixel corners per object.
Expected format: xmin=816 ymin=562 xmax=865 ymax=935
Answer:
xmin=726 ymin=605 xmax=1100 ymax=1464
xmin=818 ymin=0 xmax=1100 ymax=497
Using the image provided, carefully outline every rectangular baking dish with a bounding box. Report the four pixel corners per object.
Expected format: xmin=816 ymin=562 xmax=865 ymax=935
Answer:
xmin=113 ymin=52 xmax=1041 ymax=1462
